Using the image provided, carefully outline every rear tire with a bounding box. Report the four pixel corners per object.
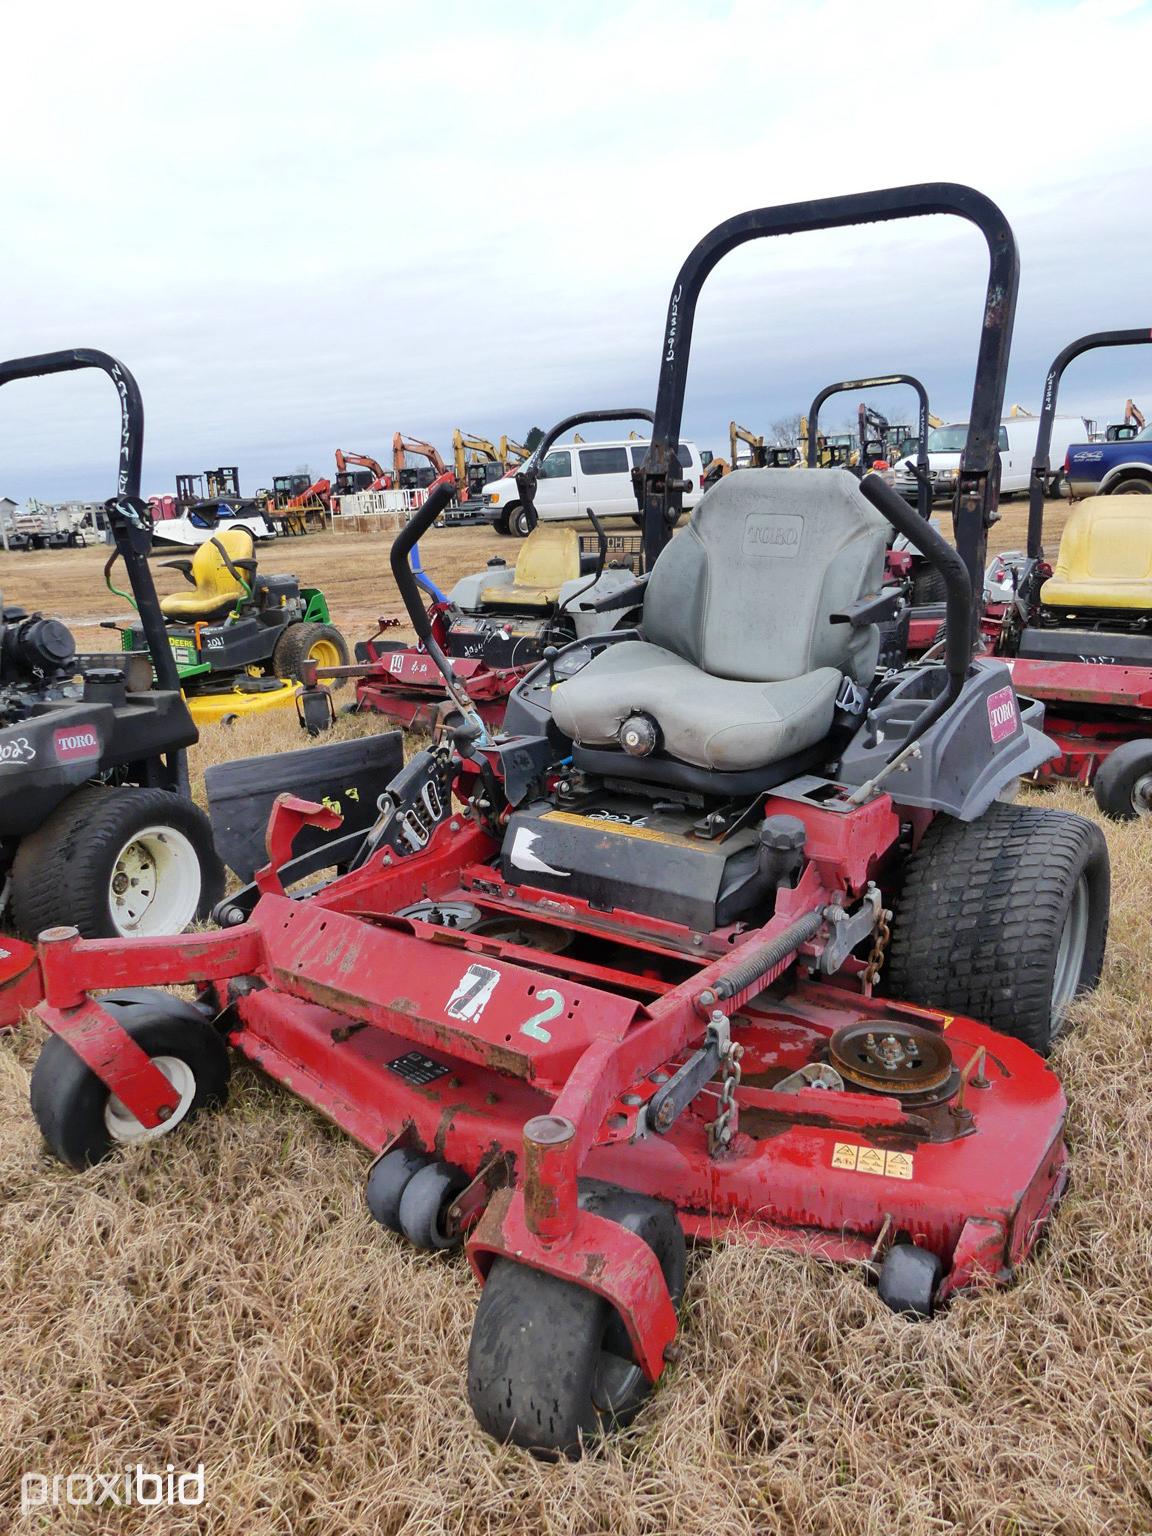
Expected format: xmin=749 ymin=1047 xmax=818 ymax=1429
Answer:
xmin=31 ymin=996 xmax=230 ymax=1169
xmin=910 ymin=564 xmax=947 ymax=604
xmin=884 ymin=802 xmax=1109 ymax=1054
xmin=1109 ymin=476 xmax=1152 ymax=495
xmin=467 ymin=1183 xmax=685 ymax=1457
xmin=11 ymin=785 xmax=223 ymax=941
xmin=1093 ymin=739 xmax=1152 ymax=819
xmin=272 ymin=621 xmax=350 ymax=685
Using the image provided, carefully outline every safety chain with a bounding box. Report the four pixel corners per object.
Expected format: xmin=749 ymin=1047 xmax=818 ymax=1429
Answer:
xmin=708 ymin=1034 xmax=745 ymax=1156
xmin=862 ymin=907 xmax=893 ymax=990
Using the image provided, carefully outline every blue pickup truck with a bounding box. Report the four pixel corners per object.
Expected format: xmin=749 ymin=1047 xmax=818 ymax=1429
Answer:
xmin=1066 ymin=426 xmax=1152 ymax=496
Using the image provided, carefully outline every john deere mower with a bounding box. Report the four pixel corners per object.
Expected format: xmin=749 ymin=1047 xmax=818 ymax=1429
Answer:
xmin=980 ymin=327 xmax=1152 ymax=817
xmin=0 ymin=350 xmax=223 ymax=1012
xmin=22 ymin=186 xmax=1108 ymax=1459
xmin=336 ymin=411 xmax=653 ymax=731
xmin=117 ymin=529 xmax=349 ymax=727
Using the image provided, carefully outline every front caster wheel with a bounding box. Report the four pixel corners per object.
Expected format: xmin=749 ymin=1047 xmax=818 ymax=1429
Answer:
xmin=365 ymin=1146 xmax=431 ymax=1233
xmin=30 ymin=997 xmax=230 ymax=1169
xmin=397 ymin=1159 xmax=469 ymax=1250
xmin=1093 ymin=739 xmax=1152 ymax=819
xmin=877 ymin=1242 xmax=942 ymax=1319
xmin=467 ymin=1183 xmax=685 ymax=1457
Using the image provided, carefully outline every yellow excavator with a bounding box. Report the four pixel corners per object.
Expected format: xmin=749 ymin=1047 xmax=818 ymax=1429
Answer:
xmin=729 ymin=420 xmax=767 ymax=467
xmin=452 ymin=430 xmax=505 ymax=502
xmin=499 ymin=436 xmax=532 ymax=472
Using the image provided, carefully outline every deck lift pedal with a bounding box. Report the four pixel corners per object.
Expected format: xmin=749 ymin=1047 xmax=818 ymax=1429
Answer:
xmin=24 ymin=186 xmax=1108 ymax=1458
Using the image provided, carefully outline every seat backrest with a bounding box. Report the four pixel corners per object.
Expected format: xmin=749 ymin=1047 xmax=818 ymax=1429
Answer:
xmin=512 ymin=525 xmax=580 ymax=590
xmin=480 ymin=525 xmax=582 ymax=608
xmin=190 ymin=528 xmax=256 ymax=601
xmin=1041 ymin=496 xmax=1152 ymax=609
xmin=643 ymin=468 xmax=889 ymax=683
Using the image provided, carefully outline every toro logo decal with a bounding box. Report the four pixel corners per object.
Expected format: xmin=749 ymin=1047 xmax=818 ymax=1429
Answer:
xmin=741 ymin=513 xmax=803 ymax=558
xmin=987 ymin=686 xmax=1018 ymax=744
xmin=53 ymin=725 xmax=101 ymax=763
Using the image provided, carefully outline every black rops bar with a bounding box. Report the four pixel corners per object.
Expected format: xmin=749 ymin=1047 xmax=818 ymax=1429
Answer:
xmin=639 ymin=182 xmax=1019 ymax=649
xmin=516 ymin=408 xmax=654 ymax=529
xmin=806 ymin=372 xmax=932 ymax=525
xmin=1026 ymin=328 xmax=1152 ymax=560
xmin=0 ymin=348 xmax=181 ymax=696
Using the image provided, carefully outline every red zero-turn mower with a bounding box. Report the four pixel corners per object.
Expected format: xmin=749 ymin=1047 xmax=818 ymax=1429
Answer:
xmin=806 ymin=372 xmax=944 ymax=651
xmin=337 ymin=411 xmax=654 ymax=732
xmin=981 ymin=329 xmax=1152 ymax=817
xmin=25 ymin=185 xmax=1110 ymax=1458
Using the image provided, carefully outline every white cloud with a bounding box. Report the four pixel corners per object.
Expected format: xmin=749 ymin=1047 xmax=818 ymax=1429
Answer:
xmin=1 ymin=0 xmax=1150 ymax=499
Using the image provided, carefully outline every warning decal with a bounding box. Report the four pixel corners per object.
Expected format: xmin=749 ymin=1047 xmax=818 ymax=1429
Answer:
xmin=831 ymin=1141 xmax=915 ymax=1179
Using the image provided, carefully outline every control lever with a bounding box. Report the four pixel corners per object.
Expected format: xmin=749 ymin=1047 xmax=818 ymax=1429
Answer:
xmin=389 ymin=475 xmax=490 ymax=742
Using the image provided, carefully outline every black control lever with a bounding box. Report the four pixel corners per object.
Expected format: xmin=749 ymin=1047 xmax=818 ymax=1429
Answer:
xmin=389 ymin=476 xmax=489 ymax=734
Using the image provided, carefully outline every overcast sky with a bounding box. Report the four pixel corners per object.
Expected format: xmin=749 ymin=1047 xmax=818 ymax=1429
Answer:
xmin=1 ymin=0 xmax=1150 ymax=502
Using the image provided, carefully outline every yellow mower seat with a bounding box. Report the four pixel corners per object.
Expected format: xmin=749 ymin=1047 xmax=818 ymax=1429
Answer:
xmin=480 ymin=525 xmax=581 ymax=608
xmin=160 ymin=528 xmax=256 ymax=622
xmin=1041 ymin=497 xmax=1152 ymax=611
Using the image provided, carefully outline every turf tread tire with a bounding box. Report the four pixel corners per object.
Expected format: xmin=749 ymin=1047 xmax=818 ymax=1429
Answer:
xmin=884 ymin=802 xmax=1109 ymax=1053
xmin=10 ymin=784 xmax=223 ymax=941
xmin=271 ymin=621 xmax=349 ymax=683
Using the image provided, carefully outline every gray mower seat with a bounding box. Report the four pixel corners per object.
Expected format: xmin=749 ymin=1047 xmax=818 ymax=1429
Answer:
xmin=551 ymin=468 xmax=889 ymax=774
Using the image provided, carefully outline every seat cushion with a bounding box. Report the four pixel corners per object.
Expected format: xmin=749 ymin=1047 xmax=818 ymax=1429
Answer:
xmin=551 ymin=640 xmax=842 ymax=771
xmin=1041 ymin=495 xmax=1152 ymax=610
xmin=160 ymin=593 xmax=239 ymax=623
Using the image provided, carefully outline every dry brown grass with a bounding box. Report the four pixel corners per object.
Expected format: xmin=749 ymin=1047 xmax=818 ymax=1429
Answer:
xmin=1 ymin=504 xmax=1150 ymax=1535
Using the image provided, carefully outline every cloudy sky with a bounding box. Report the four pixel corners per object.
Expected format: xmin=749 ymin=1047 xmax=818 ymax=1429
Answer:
xmin=1 ymin=0 xmax=1150 ymax=502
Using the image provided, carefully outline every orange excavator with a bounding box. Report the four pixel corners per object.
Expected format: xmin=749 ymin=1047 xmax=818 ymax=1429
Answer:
xmin=392 ymin=432 xmax=448 ymax=491
xmin=334 ymin=448 xmax=391 ymax=493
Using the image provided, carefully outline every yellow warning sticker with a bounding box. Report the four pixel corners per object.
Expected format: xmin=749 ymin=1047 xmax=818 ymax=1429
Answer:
xmin=831 ymin=1141 xmax=915 ymax=1179
xmin=541 ymin=810 xmax=696 ymax=847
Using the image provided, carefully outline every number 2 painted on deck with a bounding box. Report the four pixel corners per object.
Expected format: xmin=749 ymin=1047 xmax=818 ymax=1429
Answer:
xmin=520 ymin=989 xmax=564 ymax=1043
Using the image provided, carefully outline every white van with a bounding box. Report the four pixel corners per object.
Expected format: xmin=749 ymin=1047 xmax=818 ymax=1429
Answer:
xmin=482 ymin=438 xmax=704 ymax=536
xmin=893 ymin=414 xmax=1090 ymax=502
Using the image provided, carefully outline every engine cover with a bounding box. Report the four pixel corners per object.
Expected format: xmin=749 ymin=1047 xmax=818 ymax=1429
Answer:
xmin=500 ymin=799 xmax=760 ymax=932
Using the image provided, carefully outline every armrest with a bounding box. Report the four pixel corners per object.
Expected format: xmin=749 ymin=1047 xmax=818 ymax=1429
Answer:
xmin=589 ymin=574 xmax=649 ymax=612
xmin=160 ymin=559 xmax=195 ymax=585
xmin=830 ymin=588 xmax=905 ymax=626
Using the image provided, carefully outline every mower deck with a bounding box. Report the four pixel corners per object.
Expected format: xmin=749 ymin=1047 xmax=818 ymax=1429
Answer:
xmin=183 ymin=677 xmax=300 ymax=726
xmin=34 ymin=809 xmax=1069 ymax=1328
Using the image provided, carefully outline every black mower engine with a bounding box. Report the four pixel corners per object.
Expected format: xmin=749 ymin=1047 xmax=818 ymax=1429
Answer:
xmin=0 ymin=600 xmax=78 ymax=719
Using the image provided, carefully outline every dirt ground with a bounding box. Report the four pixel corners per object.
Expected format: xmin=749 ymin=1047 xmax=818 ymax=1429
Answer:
xmin=2 ymin=494 xmax=1150 ymax=1536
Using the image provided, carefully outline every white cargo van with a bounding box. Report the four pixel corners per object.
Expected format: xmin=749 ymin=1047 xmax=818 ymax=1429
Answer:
xmin=482 ymin=438 xmax=703 ymax=536
xmin=893 ymin=414 xmax=1090 ymax=502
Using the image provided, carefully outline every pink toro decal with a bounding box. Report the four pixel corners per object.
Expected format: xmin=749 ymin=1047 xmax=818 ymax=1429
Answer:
xmin=53 ymin=726 xmax=101 ymax=763
xmin=987 ymin=686 xmax=1018 ymax=744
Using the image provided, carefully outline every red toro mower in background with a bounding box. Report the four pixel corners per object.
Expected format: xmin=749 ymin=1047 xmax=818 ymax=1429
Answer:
xmin=981 ymin=329 xmax=1152 ymax=817
xmin=806 ymin=372 xmax=944 ymax=654
xmin=335 ymin=411 xmax=654 ymax=730
xmin=25 ymin=185 xmax=1109 ymax=1459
